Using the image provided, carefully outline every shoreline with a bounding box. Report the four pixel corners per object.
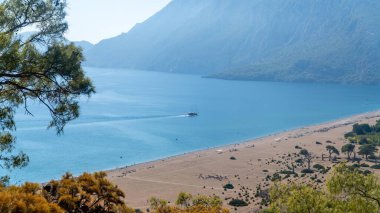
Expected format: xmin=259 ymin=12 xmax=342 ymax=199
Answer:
xmin=106 ymin=110 xmax=380 ymax=211
xmin=106 ymin=109 xmax=380 ymax=174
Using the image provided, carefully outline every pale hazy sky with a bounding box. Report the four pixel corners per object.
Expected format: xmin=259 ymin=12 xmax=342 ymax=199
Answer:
xmin=65 ymin=0 xmax=171 ymax=44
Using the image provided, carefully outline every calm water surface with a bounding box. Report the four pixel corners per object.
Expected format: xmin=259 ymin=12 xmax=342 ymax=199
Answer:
xmin=5 ymin=67 xmax=380 ymax=183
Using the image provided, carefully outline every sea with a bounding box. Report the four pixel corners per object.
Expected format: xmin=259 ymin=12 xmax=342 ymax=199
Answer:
xmin=4 ymin=67 xmax=380 ymax=183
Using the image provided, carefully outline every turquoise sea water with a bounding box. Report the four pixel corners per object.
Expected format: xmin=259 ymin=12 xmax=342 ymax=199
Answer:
xmin=4 ymin=67 xmax=380 ymax=183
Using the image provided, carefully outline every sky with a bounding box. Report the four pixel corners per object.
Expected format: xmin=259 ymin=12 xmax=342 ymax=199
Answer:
xmin=65 ymin=0 xmax=171 ymax=44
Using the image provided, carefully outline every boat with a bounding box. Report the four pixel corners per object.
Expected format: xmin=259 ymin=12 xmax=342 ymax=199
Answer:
xmin=187 ymin=112 xmax=198 ymax=117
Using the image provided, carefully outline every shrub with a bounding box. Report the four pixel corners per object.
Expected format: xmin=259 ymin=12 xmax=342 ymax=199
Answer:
xmin=361 ymin=163 xmax=370 ymax=167
xmin=230 ymin=156 xmax=237 ymax=160
xmin=301 ymin=169 xmax=314 ymax=174
xmin=271 ymin=173 xmax=281 ymax=181
xmin=228 ymin=199 xmax=248 ymax=207
xmin=313 ymin=164 xmax=325 ymax=171
xmin=370 ymin=164 xmax=380 ymax=169
xmin=279 ymin=170 xmax=294 ymax=175
xmin=316 ymin=141 xmax=322 ymax=145
xmin=223 ymin=183 xmax=234 ymax=190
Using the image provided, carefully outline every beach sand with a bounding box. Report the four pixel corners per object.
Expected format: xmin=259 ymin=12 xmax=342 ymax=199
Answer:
xmin=106 ymin=111 xmax=380 ymax=212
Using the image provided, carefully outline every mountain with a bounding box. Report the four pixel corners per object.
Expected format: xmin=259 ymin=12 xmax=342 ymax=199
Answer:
xmin=72 ymin=41 xmax=94 ymax=54
xmin=84 ymin=0 xmax=380 ymax=84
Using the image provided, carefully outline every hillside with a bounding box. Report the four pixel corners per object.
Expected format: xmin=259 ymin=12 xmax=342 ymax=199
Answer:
xmin=73 ymin=40 xmax=94 ymax=52
xmin=84 ymin=0 xmax=380 ymax=84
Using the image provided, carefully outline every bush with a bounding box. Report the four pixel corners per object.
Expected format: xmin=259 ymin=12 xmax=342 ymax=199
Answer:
xmin=301 ymin=169 xmax=314 ymax=174
xmin=361 ymin=163 xmax=370 ymax=167
xmin=230 ymin=156 xmax=237 ymax=160
xmin=271 ymin=173 xmax=281 ymax=181
xmin=279 ymin=170 xmax=294 ymax=175
xmin=315 ymin=141 xmax=322 ymax=145
xmin=223 ymin=183 xmax=234 ymax=190
xmin=295 ymin=145 xmax=302 ymax=149
xmin=228 ymin=199 xmax=248 ymax=207
xmin=369 ymin=155 xmax=377 ymax=160
xmin=313 ymin=164 xmax=325 ymax=171
xmin=370 ymin=164 xmax=380 ymax=169
xmin=344 ymin=132 xmax=355 ymax=138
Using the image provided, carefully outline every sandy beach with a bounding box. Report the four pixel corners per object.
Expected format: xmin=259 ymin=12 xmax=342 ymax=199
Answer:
xmin=106 ymin=111 xmax=380 ymax=212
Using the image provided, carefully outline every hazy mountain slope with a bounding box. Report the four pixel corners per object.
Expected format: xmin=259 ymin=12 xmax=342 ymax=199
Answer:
xmin=85 ymin=0 xmax=380 ymax=84
xmin=72 ymin=41 xmax=94 ymax=54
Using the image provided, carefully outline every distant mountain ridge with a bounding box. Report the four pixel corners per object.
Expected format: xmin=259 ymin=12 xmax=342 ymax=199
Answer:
xmin=73 ymin=41 xmax=94 ymax=54
xmin=84 ymin=0 xmax=380 ymax=84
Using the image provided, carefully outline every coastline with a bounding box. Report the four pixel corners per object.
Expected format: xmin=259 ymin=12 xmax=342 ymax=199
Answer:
xmin=106 ymin=110 xmax=380 ymax=211
xmin=106 ymin=109 xmax=380 ymax=173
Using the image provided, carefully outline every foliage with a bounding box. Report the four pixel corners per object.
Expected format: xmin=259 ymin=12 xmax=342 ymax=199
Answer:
xmin=358 ymin=144 xmax=378 ymax=160
xmin=300 ymin=169 xmax=314 ymax=174
xmin=341 ymin=143 xmax=355 ymax=160
xmin=150 ymin=193 xmax=229 ymax=213
xmin=326 ymin=145 xmax=339 ymax=161
xmin=0 ymin=172 xmax=132 ymax=213
xmin=279 ymin=170 xmax=294 ymax=175
xmin=228 ymin=199 xmax=248 ymax=207
xmin=0 ymin=0 xmax=94 ymax=180
xmin=175 ymin=192 xmax=192 ymax=207
xmin=266 ymin=163 xmax=380 ymax=212
xmin=0 ymin=183 xmax=63 ymax=213
xmin=43 ymin=172 xmax=128 ymax=213
xmin=313 ymin=164 xmax=325 ymax=171
xmin=299 ymin=149 xmax=313 ymax=170
xmin=352 ymin=123 xmax=373 ymax=135
xmin=223 ymin=183 xmax=234 ymax=190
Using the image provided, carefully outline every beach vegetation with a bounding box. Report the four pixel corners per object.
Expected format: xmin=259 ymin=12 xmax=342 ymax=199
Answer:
xmin=43 ymin=171 xmax=128 ymax=212
xmin=150 ymin=193 xmax=229 ymax=213
xmin=326 ymin=145 xmax=339 ymax=161
xmin=0 ymin=171 xmax=132 ymax=213
xmin=341 ymin=143 xmax=355 ymax=160
xmin=313 ymin=164 xmax=325 ymax=171
xmin=301 ymin=169 xmax=314 ymax=174
xmin=265 ymin=163 xmax=380 ymax=212
xmin=223 ymin=183 xmax=234 ymax=190
xmin=228 ymin=199 xmax=248 ymax=207
xmin=0 ymin=183 xmax=63 ymax=213
xmin=358 ymin=144 xmax=378 ymax=160
xmin=299 ymin=149 xmax=313 ymax=170
xmin=175 ymin=192 xmax=192 ymax=207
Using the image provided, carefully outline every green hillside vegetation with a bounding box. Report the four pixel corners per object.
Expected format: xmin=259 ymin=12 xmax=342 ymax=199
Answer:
xmin=263 ymin=163 xmax=380 ymax=213
xmin=0 ymin=174 xmax=229 ymax=213
xmin=345 ymin=120 xmax=380 ymax=162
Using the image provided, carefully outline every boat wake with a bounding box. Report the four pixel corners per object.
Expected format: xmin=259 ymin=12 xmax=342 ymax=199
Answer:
xmin=17 ymin=114 xmax=193 ymax=131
